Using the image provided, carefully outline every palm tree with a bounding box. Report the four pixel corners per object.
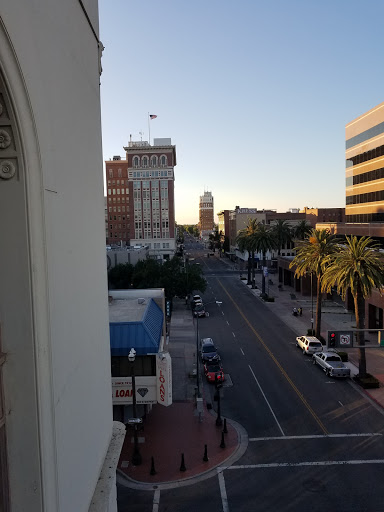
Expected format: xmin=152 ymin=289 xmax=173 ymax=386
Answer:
xmin=293 ymin=220 xmax=312 ymax=241
xmin=321 ymin=236 xmax=384 ymax=377
xmin=253 ymin=223 xmax=277 ymax=295
xmin=289 ymin=229 xmax=338 ymax=338
xmin=271 ymin=219 xmax=292 ymax=256
xmin=236 ymin=218 xmax=259 ymax=287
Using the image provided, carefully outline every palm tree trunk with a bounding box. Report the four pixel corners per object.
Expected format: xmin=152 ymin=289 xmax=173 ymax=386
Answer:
xmin=251 ymin=251 xmax=255 ymax=288
xmin=261 ymin=252 xmax=266 ymax=295
xmin=247 ymin=255 xmax=251 ymax=285
xmin=354 ymin=291 xmax=367 ymax=378
xmin=315 ymin=274 xmax=322 ymax=339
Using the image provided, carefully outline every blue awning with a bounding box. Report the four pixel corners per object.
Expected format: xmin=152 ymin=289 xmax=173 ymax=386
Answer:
xmin=109 ymin=298 xmax=163 ymax=356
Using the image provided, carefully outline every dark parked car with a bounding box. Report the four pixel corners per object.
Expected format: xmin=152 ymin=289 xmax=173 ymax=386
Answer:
xmin=200 ymin=338 xmax=220 ymax=363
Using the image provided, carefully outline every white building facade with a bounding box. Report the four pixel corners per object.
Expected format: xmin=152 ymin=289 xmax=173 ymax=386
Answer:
xmin=0 ymin=2 xmax=124 ymax=511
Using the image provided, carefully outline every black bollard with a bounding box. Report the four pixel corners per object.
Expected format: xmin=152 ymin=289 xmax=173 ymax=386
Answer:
xmin=220 ymin=432 xmax=226 ymax=449
xmin=150 ymin=456 xmax=156 ymax=475
xmin=180 ymin=453 xmax=186 ymax=472
xmin=203 ymin=444 xmax=208 ymax=462
xmin=223 ymin=418 xmax=228 ymax=434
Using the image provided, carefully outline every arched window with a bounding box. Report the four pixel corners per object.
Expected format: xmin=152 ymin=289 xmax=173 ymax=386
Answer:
xmin=160 ymin=155 xmax=167 ymax=167
xmin=142 ymin=156 xmax=148 ymax=168
xmin=151 ymin=155 xmax=158 ymax=167
xmin=133 ymin=156 xmax=139 ymax=167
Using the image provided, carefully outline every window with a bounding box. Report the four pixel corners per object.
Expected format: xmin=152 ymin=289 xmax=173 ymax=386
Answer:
xmin=108 ymin=189 xmax=111 ymax=195
xmin=160 ymin=155 xmax=167 ymax=166
xmin=109 ymin=169 xmax=113 ymax=178
xmin=151 ymin=155 xmax=158 ymax=167
xmin=118 ymin=168 xmax=122 ymax=177
xmin=142 ymin=156 xmax=148 ymax=167
xmin=133 ymin=156 xmax=139 ymax=167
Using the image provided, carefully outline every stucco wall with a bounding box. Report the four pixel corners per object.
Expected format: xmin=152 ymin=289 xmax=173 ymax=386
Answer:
xmin=0 ymin=1 xmax=116 ymax=511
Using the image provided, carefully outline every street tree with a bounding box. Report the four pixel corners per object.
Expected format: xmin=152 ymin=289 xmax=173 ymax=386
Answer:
xmin=321 ymin=236 xmax=384 ymax=377
xmin=236 ymin=218 xmax=259 ymax=287
xmin=271 ymin=219 xmax=292 ymax=256
xmin=253 ymin=223 xmax=277 ymax=295
xmin=293 ymin=220 xmax=312 ymax=240
xmin=289 ymin=229 xmax=338 ymax=338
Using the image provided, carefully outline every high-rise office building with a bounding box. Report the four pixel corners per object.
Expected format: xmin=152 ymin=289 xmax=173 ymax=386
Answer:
xmin=199 ymin=190 xmax=214 ymax=239
xmin=346 ymin=101 xmax=384 ymax=235
xmin=106 ymin=138 xmax=176 ymax=260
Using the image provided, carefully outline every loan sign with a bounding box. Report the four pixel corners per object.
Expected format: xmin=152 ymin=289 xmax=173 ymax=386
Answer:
xmin=156 ymin=352 xmax=172 ymax=407
xmin=111 ymin=376 xmax=157 ymax=405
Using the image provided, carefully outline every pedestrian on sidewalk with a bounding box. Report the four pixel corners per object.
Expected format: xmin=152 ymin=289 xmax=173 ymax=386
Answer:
xmin=298 ymin=307 xmax=302 ymax=316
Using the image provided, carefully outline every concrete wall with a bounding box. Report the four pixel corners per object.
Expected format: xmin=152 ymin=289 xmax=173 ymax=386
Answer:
xmin=0 ymin=2 xmax=119 ymax=511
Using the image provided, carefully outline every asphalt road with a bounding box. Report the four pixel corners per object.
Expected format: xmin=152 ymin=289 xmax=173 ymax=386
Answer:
xmin=118 ymin=239 xmax=384 ymax=511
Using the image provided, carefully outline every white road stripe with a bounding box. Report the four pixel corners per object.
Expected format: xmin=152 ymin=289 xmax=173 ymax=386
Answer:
xmin=339 ymin=401 xmax=344 ymax=406
xmin=152 ymin=488 xmax=160 ymax=511
xmin=232 ymin=332 xmax=236 ymax=338
xmin=226 ymin=459 xmax=384 ymax=470
xmin=226 ymin=320 xmax=229 ymax=325
xmin=218 ymin=470 xmax=229 ymax=512
xmin=248 ymin=365 xmax=285 ymax=436
xmin=221 ymin=311 xmax=224 ymax=316
xmin=240 ymin=348 xmax=245 ymax=356
xmin=249 ymin=433 xmax=382 ymax=441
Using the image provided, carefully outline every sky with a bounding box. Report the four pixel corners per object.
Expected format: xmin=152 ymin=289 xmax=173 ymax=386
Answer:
xmin=98 ymin=0 xmax=384 ymax=225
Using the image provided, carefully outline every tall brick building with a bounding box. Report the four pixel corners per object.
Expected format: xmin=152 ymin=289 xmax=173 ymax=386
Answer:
xmin=105 ymin=138 xmax=176 ymax=260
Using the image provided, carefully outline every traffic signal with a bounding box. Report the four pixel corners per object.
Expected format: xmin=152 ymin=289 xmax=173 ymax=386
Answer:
xmin=329 ymin=331 xmax=336 ymax=348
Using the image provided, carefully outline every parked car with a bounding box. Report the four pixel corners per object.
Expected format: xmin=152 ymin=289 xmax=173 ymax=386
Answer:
xmin=296 ymin=335 xmax=323 ymax=355
xmin=193 ymin=304 xmax=206 ymax=317
xmin=204 ymin=362 xmax=225 ymax=383
xmin=200 ymin=338 xmax=220 ymax=363
xmin=312 ymin=352 xmax=351 ymax=378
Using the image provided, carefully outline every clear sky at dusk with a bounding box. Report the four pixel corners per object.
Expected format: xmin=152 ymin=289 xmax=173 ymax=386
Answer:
xmin=98 ymin=0 xmax=384 ymax=225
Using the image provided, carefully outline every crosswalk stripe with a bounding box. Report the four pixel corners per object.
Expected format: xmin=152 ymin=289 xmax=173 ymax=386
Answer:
xmin=249 ymin=433 xmax=382 ymax=441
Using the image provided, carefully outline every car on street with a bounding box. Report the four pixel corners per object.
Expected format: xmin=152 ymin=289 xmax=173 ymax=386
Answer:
xmin=200 ymin=338 xmax=220 ymax=363
xmin=296 ymin=335 xmax=323 ymax=355
xmin=204 ymin=362 xmax=225 ymax=383
xmin=312 ymin=351 xmax=351 ymax=378
xmin=193 ymin=304 xmax=207 ymax=317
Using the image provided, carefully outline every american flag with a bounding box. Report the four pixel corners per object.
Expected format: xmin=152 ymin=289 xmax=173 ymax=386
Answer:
xmin=149 ymin=114 xmax=157 ymax=119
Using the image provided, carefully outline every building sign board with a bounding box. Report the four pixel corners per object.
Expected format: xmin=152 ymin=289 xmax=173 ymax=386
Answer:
xmin=111 ymin=376 xmax=157 ymax=405
xmin=156 ymin=352 xmax=172 ymax=406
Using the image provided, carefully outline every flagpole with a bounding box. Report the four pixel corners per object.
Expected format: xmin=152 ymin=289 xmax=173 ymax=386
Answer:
xmin=148 ymin=112 xmax=150 ymax=145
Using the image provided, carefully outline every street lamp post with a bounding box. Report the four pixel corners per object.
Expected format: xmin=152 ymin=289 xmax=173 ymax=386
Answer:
xmin=128 ymin=348 xmax=142 ymax=466
xmin=215 ymin=374 xmax=223 ymax=427
xmin=195 ymin=300 xmax=222 ymax=398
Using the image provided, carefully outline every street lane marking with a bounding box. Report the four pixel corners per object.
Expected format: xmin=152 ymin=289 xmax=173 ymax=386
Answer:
xmin=226 ymin=320 xmax=229 ymax=325
xmin=152 ymin=488 xmax=160 ymax=512
xmin=224 ymin=459 xmax=384 ymax=470
xmin=249 ymin=365 xmax=285 ymax=436
xmin=249 ymin=433 xmax=382 ymax=441
xmin=218 ymin=470 xmax=229 ymax=512
xmin=339 ymin=401 xmax=344 ymax=406
xmin=232 ymin=332 xmax=236 ymax=338
xmin=221 ymin=311 xmax=224 ymax=316
xmin=240 ymin=348 xmax=245 ymax=356
xmin=218 ymin=279 xmax=328 ymax=435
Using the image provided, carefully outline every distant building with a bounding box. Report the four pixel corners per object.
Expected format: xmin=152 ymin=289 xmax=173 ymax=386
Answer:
xmin=300 ymin=207 xmax=345 ymax=227
xmin=106 ymin=138 xmax=177 ymax=261
xmin=199 ymin=190 xmax=215 ymax=240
